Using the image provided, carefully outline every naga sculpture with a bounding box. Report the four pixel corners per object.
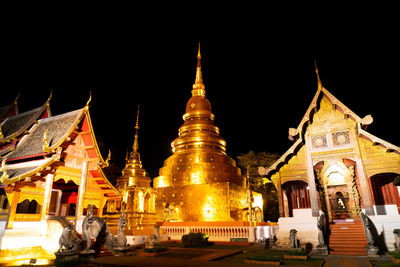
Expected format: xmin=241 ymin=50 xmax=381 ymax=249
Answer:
xmin=361 ymin=212 xmax=378 ymax=255
xmin=81 ymin=205 xmax=115 ymax=254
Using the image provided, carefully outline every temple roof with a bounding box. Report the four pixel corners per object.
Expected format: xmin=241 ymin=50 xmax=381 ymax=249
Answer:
xmin=259 ymin=67 xmax=400 ymax=178
xmin=5 ymin=108 xmax=82 ymax=160
xmin=0 ymin=93 xmax=19 ymax=123
xmin=0 ymin=101 xmax=51 ymax=143
xmin=0 ymin=156 xmax=58 ymax=185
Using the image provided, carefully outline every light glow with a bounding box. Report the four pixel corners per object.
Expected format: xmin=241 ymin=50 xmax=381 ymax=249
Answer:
xmin=202 ymin=196 xmax=216 ymax=221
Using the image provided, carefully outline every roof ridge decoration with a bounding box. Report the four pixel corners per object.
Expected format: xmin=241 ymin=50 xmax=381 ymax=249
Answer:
xmin=0 ymin=160 xmax=9 ymax=184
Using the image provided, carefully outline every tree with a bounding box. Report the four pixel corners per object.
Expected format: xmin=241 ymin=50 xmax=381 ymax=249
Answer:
xmin=236 ymin=151 xmax=280 ymax=222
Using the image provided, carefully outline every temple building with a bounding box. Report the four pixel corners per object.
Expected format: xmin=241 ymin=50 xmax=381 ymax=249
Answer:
xmin=0 ymin=94 xmax=120 ymax=265
xmin=153 ymin=45 xmax=263 ymax=223
xmin=259 ymin=66 xmax=400 ymax=254
xmin=105 ymin=106 xmax=157 ymax=238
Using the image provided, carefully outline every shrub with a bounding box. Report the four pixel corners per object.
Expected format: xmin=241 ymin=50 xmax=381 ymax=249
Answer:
xmin=144 ymin=247 xmax=167 ymax=253
xmin=247 ymin=255 xmax=281 ymax=262
xmin=284 ymin=249 xmax=308 ymax=256
xmin=392 ymin=251 xmax=400 ymax=259
xmin=181 ymin=232 xmax=208 ymax=248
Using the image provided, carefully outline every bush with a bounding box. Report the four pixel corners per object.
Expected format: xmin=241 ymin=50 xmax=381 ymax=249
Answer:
xmin=284 ymin=249 xmax=308 ymax=256
xmin=392 ymin=251 xmax=400 ymax=259
xmin=181 ymin=232 xmax=208 ymax=248
xmin=247 ymin=255 xmax=281 ymax=262
xmin=144 ymin=247 xmax=167 ymax=253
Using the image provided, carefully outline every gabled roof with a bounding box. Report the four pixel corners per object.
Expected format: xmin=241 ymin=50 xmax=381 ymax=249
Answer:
xmin=0 ymin=100 xmax=51 ymax=143
xmin=0 ymin=93 xmax=19 ymax=123
xmin=5 ymin=108 xmax=82 ymax=160
xmin=288 ymin=86 xmax=373 ymax=141
xmin=0 ymin=156 xmax=58 ymax=185
xmin=259 ymin=68 xmax=398 ymax=178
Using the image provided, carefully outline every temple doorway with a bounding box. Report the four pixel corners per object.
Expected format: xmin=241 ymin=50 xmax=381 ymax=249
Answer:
xmin=327 ymin=185 xmax=351 ymax=221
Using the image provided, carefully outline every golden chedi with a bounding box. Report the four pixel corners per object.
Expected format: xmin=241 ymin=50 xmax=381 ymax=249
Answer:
xmin=116 ymin=106 xmax=157 ymax=234
xmin=153 ymin=45 xmax=262 ymax=222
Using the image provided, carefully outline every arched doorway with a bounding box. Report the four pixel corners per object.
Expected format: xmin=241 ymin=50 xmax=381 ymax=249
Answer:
xmin=282 ymin=180 xmax=310 ymax=217
xmin=369 ymin=172 xmax=400 ymax=215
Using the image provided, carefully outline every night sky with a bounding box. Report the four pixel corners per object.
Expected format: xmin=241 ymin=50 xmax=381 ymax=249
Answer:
xmin=3 ymin=21 xmax=399 ymax=180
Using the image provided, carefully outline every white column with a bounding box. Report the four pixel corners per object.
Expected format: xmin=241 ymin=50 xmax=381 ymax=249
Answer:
xmin=41 ymin=173 xmax=54 ymax=220
xmin=75 ymin=161 xmax=88 ymax=223
xmin=304 ymin=134 xmax=320 ymax=217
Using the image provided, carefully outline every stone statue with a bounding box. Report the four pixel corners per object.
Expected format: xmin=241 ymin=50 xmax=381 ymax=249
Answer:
xmin=114 ymin=208 xmax=128 ymax=251
xmin=81 ymin=205 xmax=115 ymax=254
xmin=145 ymin=225 xmax=161 ymax=249
xmin=315 ymin=212 xmax=328 ymax=255
xmin=289 ymin=229 xmax=299 ymax=248
xmin=317 ymin=212 xmax=325 ymax=246
xmin=56 ymin=224 xmax=80 ymax=253
xmin=361 ymin=212 xmax=378 ymax=255
xmin=393 ymin=229 xmax=400 ymax=251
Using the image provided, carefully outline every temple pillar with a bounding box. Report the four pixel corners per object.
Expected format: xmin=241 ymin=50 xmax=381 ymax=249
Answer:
xmin=7 ymin=190 xmax=20 ymax=229
xmin=98 ymin=197 xmax=105 ymax=217
xmin=75 ymin=160 xmax=88 ymax=223
xmin=351 ymin=127 xmax=375 ymax=215
xmin=41 ymin=173 xmax=54 ymax=220
xmin=305 ymin=134 xmax=320 ymax=217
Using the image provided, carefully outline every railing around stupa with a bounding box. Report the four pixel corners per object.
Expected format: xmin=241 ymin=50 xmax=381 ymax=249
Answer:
xmin=158 ymin=221 xmax=278 ymax=243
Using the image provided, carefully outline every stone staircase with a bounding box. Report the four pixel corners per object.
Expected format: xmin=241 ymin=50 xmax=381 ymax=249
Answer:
xmin=329 ymin=221 xmax=368 ymax=255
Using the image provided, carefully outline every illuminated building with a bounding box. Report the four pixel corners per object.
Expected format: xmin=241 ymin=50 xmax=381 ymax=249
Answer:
xmin=0 ymin=94 xmax=120 ymax=265
xmin=105 ymin=106 xmax=157 ymax=237
xmin=153 ymin=45 xmax=263 ymax=222
xmin=259 ymin=65 xmax=400 ymax=254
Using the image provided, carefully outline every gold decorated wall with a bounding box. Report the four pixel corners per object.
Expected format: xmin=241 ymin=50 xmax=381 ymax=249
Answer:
xmin=155 ymin=182 xmax=260 ymax=222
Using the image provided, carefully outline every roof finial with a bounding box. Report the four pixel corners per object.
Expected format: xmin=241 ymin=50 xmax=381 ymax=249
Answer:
xmin=315 ymin=61 xmax=322 ymax=90
xmin=0 ymin=160 xmax=9 ymax=184
xmin=133 ymin=105 xmax=140 ymax=153
xmin=192 ymin=42 xmax=205 ymax=97
xmin=85 ymin=90 xmax=92 ymax=109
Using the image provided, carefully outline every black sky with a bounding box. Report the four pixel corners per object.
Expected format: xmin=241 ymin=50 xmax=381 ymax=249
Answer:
xmin=2 ymin=20 xmax=400 ymax=179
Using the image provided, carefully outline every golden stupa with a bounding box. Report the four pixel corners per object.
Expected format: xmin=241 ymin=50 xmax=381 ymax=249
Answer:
xmin=153 ymin=44 xmax=263 ymax=222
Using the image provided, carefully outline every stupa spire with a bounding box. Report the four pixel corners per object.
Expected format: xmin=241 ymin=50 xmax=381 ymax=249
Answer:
xmin=192 ymin=42 xmax=205 ymax=97
xmin=132 ymin=105 xmax=140 ymax=153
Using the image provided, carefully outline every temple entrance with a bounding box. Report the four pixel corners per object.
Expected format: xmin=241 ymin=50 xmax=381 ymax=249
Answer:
xmin=314 ymin=159 xmax=360 ymax=223
xmin=327 ymin=185 xmax=351 ymax=221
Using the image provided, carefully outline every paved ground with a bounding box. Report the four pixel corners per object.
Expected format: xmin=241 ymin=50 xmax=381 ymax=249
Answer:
xmin=92 ymin=247 xmax=395 ymax=267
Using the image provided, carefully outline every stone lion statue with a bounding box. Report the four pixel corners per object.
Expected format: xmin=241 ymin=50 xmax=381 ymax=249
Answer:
xmin=145 ymin=225 xmax=160 ymax=249
xmin=289 ymin=229 xmax=299 ymax=248
xmin=114 ymin=208 xmax=128 ymax=250
xmin=81 ymin=205 xmax=115 ymax=253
